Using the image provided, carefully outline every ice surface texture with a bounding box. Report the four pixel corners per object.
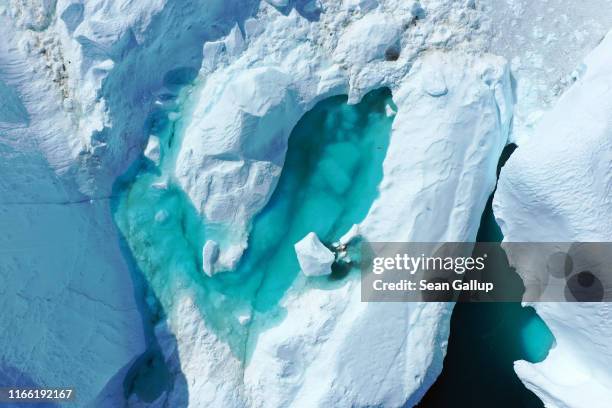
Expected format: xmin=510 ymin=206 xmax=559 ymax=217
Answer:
xmin=495 ymin=30 xmax=612 ymax=408
xmin=1 ymin=0 xmax=513 ymax=405
xmin=3 ymin=0 xmax=605 ymax=406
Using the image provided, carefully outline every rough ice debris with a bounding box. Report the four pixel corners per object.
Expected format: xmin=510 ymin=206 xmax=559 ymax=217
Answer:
xmin=343 ymin=0 xmax=379 ymax=12
xmin=334 ymin=13 xmax=403 ymax=64
xmin=295 ymin=232 xmax=335 ymax=277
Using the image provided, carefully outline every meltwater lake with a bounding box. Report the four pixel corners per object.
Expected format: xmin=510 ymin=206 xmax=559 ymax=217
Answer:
xmin=113 ymin=86 xmax=553 ymax=405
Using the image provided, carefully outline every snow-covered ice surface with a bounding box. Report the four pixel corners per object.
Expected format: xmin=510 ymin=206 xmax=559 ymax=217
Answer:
xmin=2 ymin=0 xmax=612 ymax=407
xmin=480 ymin=0 xmax=612 ymax=143
xmin=0 ymin=3 xmax=148 ymax=406
xmin=494 ymin=30 xmax=612 ymax=408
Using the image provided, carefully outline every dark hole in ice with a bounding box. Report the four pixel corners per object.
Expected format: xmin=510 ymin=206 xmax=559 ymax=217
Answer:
xmin=384 ymin=46 xmax=400 ymax=61
xmin=330 ymin=260 xmax=351 ymax=281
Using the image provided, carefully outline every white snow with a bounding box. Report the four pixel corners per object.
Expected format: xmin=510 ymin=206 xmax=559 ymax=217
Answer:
xmin=494 ymin=29 xmax=612 ymax=408
xmin=295 ymin=232 xmax=335 ymax=277
xmin=333 ymin=12 xmax=402 ymax=65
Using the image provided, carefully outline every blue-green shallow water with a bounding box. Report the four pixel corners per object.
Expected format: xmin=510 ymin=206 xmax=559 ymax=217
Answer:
xmin=112 ymin=88 xmax=394 ymax=368
xmin=418 ymin=144 xmax=555 ymax=408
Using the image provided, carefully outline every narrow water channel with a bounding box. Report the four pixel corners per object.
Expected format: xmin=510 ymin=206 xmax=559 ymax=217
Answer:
xmin=418 ymin=145 xmax=555 ymax=407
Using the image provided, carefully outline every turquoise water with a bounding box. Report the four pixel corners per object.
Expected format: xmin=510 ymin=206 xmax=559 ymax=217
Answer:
xmin=419 ymin=144 xmax=555 ymax=407
xmin=113 ymin=88 xmax=394 ymax=362
xmin=521 ymin=314 xmax=555 ymax=362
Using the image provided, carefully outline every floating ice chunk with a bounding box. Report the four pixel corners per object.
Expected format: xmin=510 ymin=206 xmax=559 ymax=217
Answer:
xmin=202 ymin=240 xmax=220 ymax=277
xmin=154 ymin=209 xmax=169 ymax=224
xmin=236 ymin=309 xmax=253 ymax=326
xmin=295 ymin=232 xmax=335 ymax=277
xmin=144 ymin=135 xmax=161 ymax=165
xmin=385 ymin=103 xmax=396 ymax=117
xmin=151 ymin=181 xmax=168 ymax=190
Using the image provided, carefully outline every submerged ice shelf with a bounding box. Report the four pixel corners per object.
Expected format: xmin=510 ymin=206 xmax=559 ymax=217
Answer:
xmin=113 ymin=88 xmax=394 ymax=369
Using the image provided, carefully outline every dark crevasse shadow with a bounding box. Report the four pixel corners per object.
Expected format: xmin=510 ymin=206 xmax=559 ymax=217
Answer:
xmin=417 ymin=144 xmax=555 ymax=408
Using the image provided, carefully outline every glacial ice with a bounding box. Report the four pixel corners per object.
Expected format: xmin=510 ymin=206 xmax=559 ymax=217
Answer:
xmin=294 ymin=232 xmax=335 ymax=277
xmin=2 ymin=0 xmax=513 ymax=405
xmin=3 ymin=0 xmax=609 ymax=406
xmin=177 ymin=34 xmax=511 ymax=408
xmin=494 ymin=29 xmax=612 ymax=408
xmin=0 ymin=6 xmax=146 ymax=405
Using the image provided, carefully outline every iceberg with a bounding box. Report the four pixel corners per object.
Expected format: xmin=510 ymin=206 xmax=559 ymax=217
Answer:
xmin=1 ymin=0 xmax=514 ymax=405
xmin=494 ymin=30 xmax=612 ymax=408
xmin=6 ymin=0 xmax=610 ymax=406
xmin=294 ymin=232 xmax=335 ymax=277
